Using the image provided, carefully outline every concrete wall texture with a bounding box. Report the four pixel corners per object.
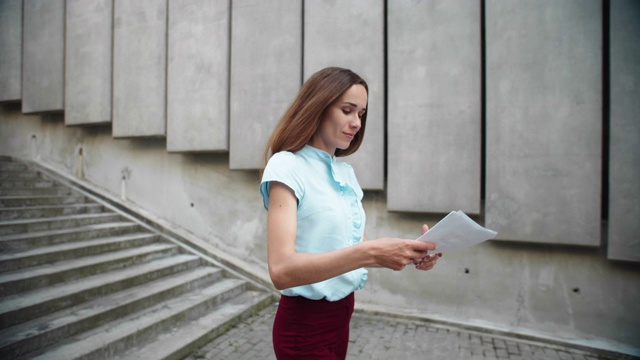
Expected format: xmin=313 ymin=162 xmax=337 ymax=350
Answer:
xmin=65 ymin=0 xmax=112 ymax=125
xmin=485 ymin=0 xmax=602 ymax=247
xmin=229 ymin=0 xmax=302 ymax=169
xmin=1 ymin=0 xmax=639 ymax=354
xmin=0 ymin=0 xmax=22 ymax=102
xmin=22 ymin=0 xmax=65 ymax=113
xmin=113 ymin=0 xmax=167 ymax=137
xmin=167 ymin=0 xmax=229 ymax=152
xmin=608 ymin=0 xmax=640 ymax=263
xmin=387 ymin=0 xmax=481 ymax=214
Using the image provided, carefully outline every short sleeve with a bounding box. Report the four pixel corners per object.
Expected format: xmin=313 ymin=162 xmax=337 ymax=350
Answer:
xmin=260 ymin=151 xmax=304 ymax=210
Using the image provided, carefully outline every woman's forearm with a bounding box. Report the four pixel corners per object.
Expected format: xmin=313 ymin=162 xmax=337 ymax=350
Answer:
xmin=268 ymin=241 xmax=374 ymax=290
xmin=268 ymin=237 xmax=435 ymax=290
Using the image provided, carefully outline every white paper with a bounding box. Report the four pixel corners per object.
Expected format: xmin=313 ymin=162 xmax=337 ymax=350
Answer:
xmin=416 ymin=210 xmax=497 ymax=253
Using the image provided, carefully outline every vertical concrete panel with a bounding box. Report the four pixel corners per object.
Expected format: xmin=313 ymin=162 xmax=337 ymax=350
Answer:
xmin=113 ymin=0 xmax=166 ymax=137
xmin=229 ymin=0 xmax=302 ymax=169
xmin=387 ymin=0 xmax=481 ymax=214
xmin=0 ymin=0 xmax=22 ymax=102
xmin=485 ymin=1 xmax=602 ymax=245
xmin=65 ymin=0 xmax=112 ymax=125
xmin=608 ymin=1 xmax=640 ymax=262
xmin=22 ymin=0 xmax=64 ymax=113
xmin=304 ymin=0 xmax=384 ymax=190
xmin=167 ymin=0 xmax=229 ymax=152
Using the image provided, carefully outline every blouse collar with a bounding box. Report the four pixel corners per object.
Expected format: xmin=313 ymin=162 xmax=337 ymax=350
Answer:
xmin=300 ymin=144 xmax=336 ymax=163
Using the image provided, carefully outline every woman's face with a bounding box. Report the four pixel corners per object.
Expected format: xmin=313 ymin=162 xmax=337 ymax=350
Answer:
xmin=310 ymin=84 xmax=367 ymax=155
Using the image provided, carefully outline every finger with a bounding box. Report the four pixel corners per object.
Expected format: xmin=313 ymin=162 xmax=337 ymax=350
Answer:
xmin=416 ymin=263 xmax=435 ymax=271
xmin=411 ymin=240 xmax=437 ymax=252
xmin=422 ymin=224 xmax=429 ymax=234
xmin=424 ymin=257 xmax=436 ymax=264
xmin=416 ymin=258 xmax=438 ymax=269
xmin=416 ymin=256 xmax=439 ymax=268
xmin=392 ymin=259 xmax=411 ymax=271
xmin=417 ymin=258 xmax=437 ymax=267
xmin=423 ymin=254 xmax=438 ymax=261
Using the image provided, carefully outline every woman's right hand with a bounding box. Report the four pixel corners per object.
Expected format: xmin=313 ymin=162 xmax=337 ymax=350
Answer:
xmin=365 ymin=237 xmax=437 ymax=271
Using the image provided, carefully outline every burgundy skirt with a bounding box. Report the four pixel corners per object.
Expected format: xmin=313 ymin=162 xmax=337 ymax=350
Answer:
xmin=272 ymin=293 xmax=355 ymax=359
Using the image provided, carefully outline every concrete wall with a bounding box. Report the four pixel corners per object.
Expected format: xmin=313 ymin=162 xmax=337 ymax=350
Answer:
xmin=387 ymin=0 xmax=482 ymax=214
xmin=485 ymin=0 xmax=602 ymax=246
xmin=229 ymin=0 xmax=302 ymax=169
xmin=0 ymin=0 xmax=22 ymax=102
xmin=22 ymin=0 xmax=65 ymax=113
xmin=65 ymin=0 xmax=113 ymax=125
xmin=112 ymin=0 xmax=167 ymax=137
xmin=608 ymin=0 xmax=640 ymax=262
xmin=1 ymin=1 xmax=640 ymax=354
xmin=167 ymin=0 xmax=229 ymax=152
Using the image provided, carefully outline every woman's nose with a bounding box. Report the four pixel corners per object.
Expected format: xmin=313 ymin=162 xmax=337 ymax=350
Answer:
xmin=350 ymin=117 xmax=361 ymax=130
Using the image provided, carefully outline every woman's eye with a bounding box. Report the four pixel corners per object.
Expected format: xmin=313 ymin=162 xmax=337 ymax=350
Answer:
xmin=342 ymin=109 xmax=351 ymax=115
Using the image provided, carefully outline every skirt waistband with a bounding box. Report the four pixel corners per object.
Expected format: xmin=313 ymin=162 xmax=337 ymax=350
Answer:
xmin=278 ymin=292 xmax=354 ymax=310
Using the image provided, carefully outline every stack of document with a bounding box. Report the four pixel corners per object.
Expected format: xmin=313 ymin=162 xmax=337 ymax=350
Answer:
xmin=416 ymin=210 xmax=497 ymax=253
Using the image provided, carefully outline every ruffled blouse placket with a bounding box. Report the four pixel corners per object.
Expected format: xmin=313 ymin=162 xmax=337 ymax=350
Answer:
xmin=329 ymin=158 xmax=363 ymax=247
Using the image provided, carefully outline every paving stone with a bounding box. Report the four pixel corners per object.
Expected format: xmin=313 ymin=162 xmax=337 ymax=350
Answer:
xmin=496 ymin=348 xmax=509 ymax=357
xmin=485 ymin=349 xmax=497 ymax=357
xmin=507 ymin=343 xmax=520 ymax=354
xmin=545 ymin=347 xmax=562 ymax=359
xmin=494 ymin=338 xmax=507 ymax=349
xmin=182 ymin=306 xmax=636 ymax=360
xmin=558 ymin=350 xmax=575 ymax=359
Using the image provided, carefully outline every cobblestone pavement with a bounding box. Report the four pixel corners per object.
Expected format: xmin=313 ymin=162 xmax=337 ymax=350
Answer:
xmin=186 ymin=305 xmax=636 ymax=360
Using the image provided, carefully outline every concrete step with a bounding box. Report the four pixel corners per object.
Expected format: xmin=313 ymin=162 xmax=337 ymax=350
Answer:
xmin=0 ymin=203 xmax=106 ymax=221
xmin=0 ymin=157 xmax=276 ymax=360
xmin=0 ymin=162 xmax=30 ymax=171
xmin=0 ymin=186 xmax=73 ymax=196
xmin=0 ymin=266 xmax=225 ymax=359
xmin=0 ymin=221 xmax=142 ymax=251
xmin=0 ymin=212 xmax=125 ymax=236
xmin=0 ymin=194 xmax=88 ymax=207
xmin=0 ymin=170 xmax=42 ymax=180
xmin=0 ymin=240 xmax=175 ymax=295
xmin=116 ymin=291 xmax=274 ymax=360
xmin=0 ymin=253 xmax=202 ymax=328
xmin=0 ymin=178 xmax=56 ymax=188
xmin=0 ymin=233 xmax=160 ymax=273
xmin=26 ymin=279 xmax=258 ymax=360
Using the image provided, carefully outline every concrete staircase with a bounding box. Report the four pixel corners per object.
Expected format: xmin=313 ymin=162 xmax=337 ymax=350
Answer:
xmin=0 ymin=156 xmax=275 ymax=360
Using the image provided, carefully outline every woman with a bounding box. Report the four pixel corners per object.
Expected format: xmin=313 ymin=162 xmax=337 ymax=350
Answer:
xmin=260 ymin=67 xmax=441 ymax=359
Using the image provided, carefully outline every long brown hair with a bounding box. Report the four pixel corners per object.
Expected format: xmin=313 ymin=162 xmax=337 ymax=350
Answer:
xmin=263 ymin=67 xmax=369 ymax=165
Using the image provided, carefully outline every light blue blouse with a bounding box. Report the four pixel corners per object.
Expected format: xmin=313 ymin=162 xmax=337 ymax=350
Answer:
xmin=260 ymin=145 xmax=368 ymax=301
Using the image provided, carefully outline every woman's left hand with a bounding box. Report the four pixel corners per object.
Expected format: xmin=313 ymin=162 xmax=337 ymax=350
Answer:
xmin=413 ymin=224 xmax=442 ymax=271
xmin=414 ymin=253 xmax=441 ymax=270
